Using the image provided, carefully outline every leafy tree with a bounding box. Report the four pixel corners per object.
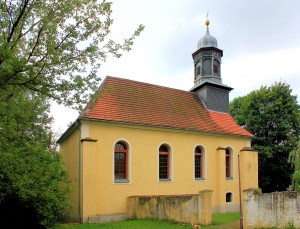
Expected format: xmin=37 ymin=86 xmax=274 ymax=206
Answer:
xmin=230 ymin=81 xmax=300 ymax=193
xmin=291 ymin=141 xmax=300 ymax=191
xmin=0 ymin=87 xmax=71 ymax=229
xmin=0 ymin=1 xmax=143 ymax=228
xmin=0 ymin=0 xmax=144 ymax=110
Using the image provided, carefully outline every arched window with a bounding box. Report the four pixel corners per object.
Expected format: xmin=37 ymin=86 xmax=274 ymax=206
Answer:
xmin=213 ymin=59 xmax=220 ymax=76
xmin=159 ymin=144 xmax=170 ymax=180
xmin=202 ymin=59 xmax=211 ymax=75
xmin=195 ymin=62 xmax=201 ymax=79
xmin=114 ymin=141 xmax=128 ymax=181
xmin=226 ymin=192 xmax=233 ymax=202
xmin=226 ymin=148 xmax=233 ymax=178
xmin=195 ymin=146 xmax=205 ymax=179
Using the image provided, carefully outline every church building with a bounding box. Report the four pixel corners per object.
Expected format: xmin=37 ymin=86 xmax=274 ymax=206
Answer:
xmin=58 ymin=19 xmax=258 ymax=223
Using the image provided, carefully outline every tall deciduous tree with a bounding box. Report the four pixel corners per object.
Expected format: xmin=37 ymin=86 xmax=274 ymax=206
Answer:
xmin=0 ymin=1 xmax=144 ymax=228
xmin=0 ymin=87 xmax=71 ymax=228
xmin=230 ymin=81 xmax=300 ymax=193
xmin=0 ymin=0 xmax=144 ymax=110
xmin=290 ymin=141 xmax=300 ymax=191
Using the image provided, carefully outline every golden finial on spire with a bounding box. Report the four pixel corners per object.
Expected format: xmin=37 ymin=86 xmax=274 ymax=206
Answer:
xmin=205 ymin=19 xmax=210 ymax=26
xmin=205 ymin=11 xmax=209 ymax=32
xmin=204 ymin=11 xmax=210 ymax=34
xmin=205 ymin=11 xmax=210 ymax=26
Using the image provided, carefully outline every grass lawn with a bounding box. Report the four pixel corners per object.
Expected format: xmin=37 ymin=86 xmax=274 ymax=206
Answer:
xmin=202 ymin=212 xmax=240 ymax=229
xmin=57 ymin=219 xmax=194 ymax=229
xmin=55 ymin=213 xmax=241 ymax=229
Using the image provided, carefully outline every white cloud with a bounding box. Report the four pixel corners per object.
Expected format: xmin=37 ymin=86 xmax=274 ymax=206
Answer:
xmin=223 ymin=47 xmax=300 ymax=100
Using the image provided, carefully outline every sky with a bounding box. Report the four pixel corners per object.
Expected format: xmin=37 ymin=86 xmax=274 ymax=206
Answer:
xmin=51 ymin=0 xmax=300 ymax=136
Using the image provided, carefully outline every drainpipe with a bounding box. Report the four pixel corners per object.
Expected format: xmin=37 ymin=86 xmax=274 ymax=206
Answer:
xmin=76 ymin=120 xmax=82 ymax=222
xmin=238 ymin=154 xmax=243 ymax=229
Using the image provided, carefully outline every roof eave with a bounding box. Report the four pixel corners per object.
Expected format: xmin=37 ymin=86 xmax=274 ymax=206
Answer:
xmin=56 ymin=118 xmax=80 ymax=144
xmin=192 ymin=47 xmax=223 ymax=58
xmin=190 ymin=81 xmax=233 ymax=92
xmin=80 ymin=117 xmax=254 ymax=138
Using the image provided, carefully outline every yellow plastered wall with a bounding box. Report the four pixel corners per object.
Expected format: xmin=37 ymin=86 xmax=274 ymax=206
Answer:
xmin=240 ymin=149 xmax=258 ymax=190
xmin=61 ymin=121 xmax=258 ymax=220
xmin=60 ymin=128 xmax=80 ymax=221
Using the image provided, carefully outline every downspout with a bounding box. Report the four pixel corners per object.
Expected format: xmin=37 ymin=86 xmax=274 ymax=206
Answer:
xmin=238 ymin=154 xmax=243 ymax=229
xmin=76 ymin=119 xmax=82 ymax=222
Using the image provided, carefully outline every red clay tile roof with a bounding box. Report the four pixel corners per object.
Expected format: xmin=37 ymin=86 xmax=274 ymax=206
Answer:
xmin=81 ymin=76 xmax=253 ymax=137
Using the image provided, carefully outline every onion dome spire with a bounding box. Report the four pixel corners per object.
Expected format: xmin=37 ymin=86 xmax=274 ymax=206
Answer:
xmin=197 ymin=15 xmax=218 ymax=49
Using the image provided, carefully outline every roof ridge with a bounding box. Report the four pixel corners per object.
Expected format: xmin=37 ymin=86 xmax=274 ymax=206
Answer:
xmin=106 ymin=75 xmax=194 ymax=94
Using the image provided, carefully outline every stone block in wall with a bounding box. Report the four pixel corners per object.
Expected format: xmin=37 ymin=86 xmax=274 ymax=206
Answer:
xmin=127 ymin=190 xmax=213 ymax=225
xmin=243 ymin=189 xmax=300 ymax=229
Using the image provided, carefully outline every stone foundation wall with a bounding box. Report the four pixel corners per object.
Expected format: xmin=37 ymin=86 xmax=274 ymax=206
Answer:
xmin=243 ymin=189 xmax=300 ymax=229
xmin=127 ymin=190 xmax=213 ymax=225
xmin=84 ymin=213 xmax=128 ymax=224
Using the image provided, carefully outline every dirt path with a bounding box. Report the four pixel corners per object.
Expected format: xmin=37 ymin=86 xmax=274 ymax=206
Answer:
xmin=212 ymin=220 xmax=240 ymax=229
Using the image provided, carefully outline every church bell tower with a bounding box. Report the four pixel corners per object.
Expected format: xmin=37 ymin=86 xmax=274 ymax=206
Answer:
xmin=190 ymin=18 xmax=233 ymax=113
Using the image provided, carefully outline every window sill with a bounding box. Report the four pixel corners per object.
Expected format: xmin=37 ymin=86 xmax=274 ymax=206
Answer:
xmin=159 ymin=178 xmax=172 ymax=182
xmin=226 ymin=177 xmax=234 ymax=180
xmin=114 ymin=179 xmax=130 ymax=184
xmin=195 ymin=178 xmax=206 ymax=181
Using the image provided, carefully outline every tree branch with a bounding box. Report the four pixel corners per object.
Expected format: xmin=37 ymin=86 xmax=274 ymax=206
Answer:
xmin=9 ymin=0 xmax=39 ymax=50
xmin=5 ymin=0 xmax=13 ymax=33
xmin=18 ymin=18 xmax=42 ymax=38
xmin=7 ymin=0 xmax=30 ymax=43
xmin=11 ymin=60 xmax=48 ymax=89
xmin=27 ymin=25 xmax=45 ymax=61
xmin=55 ymin=17 xmax=84 ymax=50
xmin=22 ymin=83 xmax=60 ymax=102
